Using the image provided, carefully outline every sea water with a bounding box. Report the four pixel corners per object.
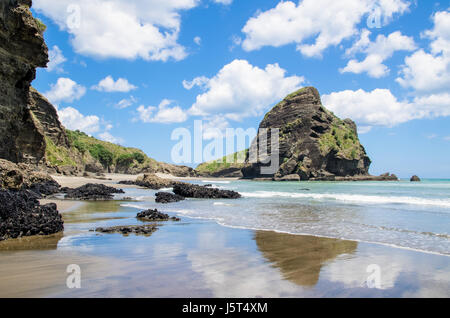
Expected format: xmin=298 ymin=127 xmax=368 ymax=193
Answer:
xmin=123 ymin=179 xmax=450 ymax=256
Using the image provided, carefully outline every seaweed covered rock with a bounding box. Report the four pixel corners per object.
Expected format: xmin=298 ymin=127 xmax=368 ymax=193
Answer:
xmin=64 ymin=183 xmax=124 ymax=200
xmin=119 ymin=174 xmax=181 ymax=190
xmin=94 ymin=224 xmax=158 ymax=236
xmin=155 ymin=192 xmax=185 ymax=204
xmin=0 ymin=189 xmax=64 ymax=241
xmin=173 ymin=183 xmax=241 ymax=199
xmin=137 ymin=209 xmax=180 ymax=222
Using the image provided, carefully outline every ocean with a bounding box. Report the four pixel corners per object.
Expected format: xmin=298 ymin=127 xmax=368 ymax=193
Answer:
xmin=123 ymin=179 xmax=450 ymax=256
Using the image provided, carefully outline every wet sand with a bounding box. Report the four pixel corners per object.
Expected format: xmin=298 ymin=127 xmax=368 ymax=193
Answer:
xmin=0 ymin=199 xmax=448 ymax=297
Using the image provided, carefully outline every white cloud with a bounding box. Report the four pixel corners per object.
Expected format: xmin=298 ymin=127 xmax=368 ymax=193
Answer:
xmin=194 ymin=36 xmax=201 ymax=45
xmin=444 ymin=136 xmax=450 ymax=141
xmin=92 ymin=76 xmax=137 ymax=93
xmin=45 ymin=78 xmax=86 ymax=104
xmin=322 ymin=89 xmax=450 ymax=129
xmin=98 ymin=131 xmax=124 ymax=144
xmin=116 ymin=96 xmax=137 ymax=109
xmin=47 ymin=45 xmax=67 ymax=73
xmin=57 ymin=106 xmax=100 ymax=134
xmin=213 ymin=0 xmax=233 ymax=4
xmin=182 ymin=76 xmax=209 ymax=90
xmin=241 ymin=0 xmax=410 ymax=57
xmin=396 ymin=10 xmax=450 ymax=93
xmin=187 ymin=59 xmax=304 ymax=120
xmin=137 ymin=99 xmax=188 ymax=124
xmin=341 ymin=30 xmax=416 ymax=78
xmin=34 ymin=0 xmax=200 ymax=61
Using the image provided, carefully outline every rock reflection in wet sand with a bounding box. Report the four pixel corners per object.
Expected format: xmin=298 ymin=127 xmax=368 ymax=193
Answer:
xmin=254 ymin=231 xmax=358 ymax=287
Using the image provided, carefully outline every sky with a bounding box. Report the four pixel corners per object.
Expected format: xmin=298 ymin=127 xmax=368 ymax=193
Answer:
xmin=31 ymin=0 xmax=450 ymax=178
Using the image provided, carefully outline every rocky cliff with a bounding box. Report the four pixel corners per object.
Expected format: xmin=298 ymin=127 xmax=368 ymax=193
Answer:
xmin=0 ymin=0 xmax=48 ymax=164
xmin=242 ymin=87 xmax=372 ymax=180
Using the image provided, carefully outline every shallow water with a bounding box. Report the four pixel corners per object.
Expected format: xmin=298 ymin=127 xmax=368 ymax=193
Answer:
xmin=162 ymin=179 xmax=450 ymax=255
xmin=0 ymin=180 xmax=449 ymax=297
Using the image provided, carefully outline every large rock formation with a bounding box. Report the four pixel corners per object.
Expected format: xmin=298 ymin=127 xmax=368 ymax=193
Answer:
xmin=29 ymin=88 xmax=70 ymax=148
xmin=242 ymin=87 xmax=372 ymax=180
xmin=0 ymin=0 xmax=49 ymax=164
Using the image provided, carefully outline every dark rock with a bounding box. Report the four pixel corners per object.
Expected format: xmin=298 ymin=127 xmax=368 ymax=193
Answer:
xmin=64 ymin=183 xmax=125 ymax=200
xmin=410 ymin=175 xmax=421 ymax=182
xmin=137 ymin=209 xmax=180 ymax=222
xmin=242 ymin=87 xmax=372 ymax=180
xmin=173 ymin=183 xmax=241 ymax=199
xmin=273 ymin=174 xmax=301 ymax=181
xmin=94 ymin=225 xmax=158 ymax=236
xmin=155 ymin=192 xmax=185 ymax=204
xmin=0 ymin=0 xmax=49 ymax=165
xmin=0 ymin=189 xmax=64 ymax=241
xmin=119 ymin=174 xmax=182 ymax=190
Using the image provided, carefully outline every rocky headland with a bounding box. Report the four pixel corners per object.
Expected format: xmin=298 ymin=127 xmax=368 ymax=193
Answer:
xmin=197 ymin=87 xmax=398 ymax=182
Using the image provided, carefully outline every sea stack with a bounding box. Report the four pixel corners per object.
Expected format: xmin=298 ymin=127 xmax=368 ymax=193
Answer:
xmin=242 ymin=87 xmax=372 ymax=181
xmin=410 ymin=175 xmax=421 ymax=182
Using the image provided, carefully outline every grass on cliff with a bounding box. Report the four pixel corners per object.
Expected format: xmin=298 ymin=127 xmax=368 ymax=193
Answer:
xmin=34 ymin=18 xmax=47 ymax=33
xmin=196 ymin=149 xmax=248 ymax=174
xmin=65 ymin=130 xmax=159 ymax=169
xmin=45 ymin=137 xmax=78 ymax=167
xmin=318 ymin=122 xmax=361 ymax=160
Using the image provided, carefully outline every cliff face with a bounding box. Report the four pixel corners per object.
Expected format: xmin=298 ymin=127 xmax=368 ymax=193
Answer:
xmin=0 ymin=0 xmax=48 ymax=164
xmin=242 ymin=87 xmax=372 ymax=180
xmin=29 ymin=88 xmax=70 ymax=149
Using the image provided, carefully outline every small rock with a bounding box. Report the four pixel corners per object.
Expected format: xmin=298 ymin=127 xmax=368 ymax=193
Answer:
xmin=173 ymin=183 xmax=241 ymax=199
xmin=410 ymin=175 xmax=421 ymax=182
xmin=155 ymin=192 xmax=185 ymax=204
xmin=95 ymin=225 xmax=158 ymax=236
xmin=64 ymin=183 xmax=124 ymax=200
xmin=137 ymin=209 xmax=180 ymax=222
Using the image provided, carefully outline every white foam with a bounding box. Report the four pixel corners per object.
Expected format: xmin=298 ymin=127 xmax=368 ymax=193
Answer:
xmin=201 ymin=180 xmax=231 ymax=184
xmin=240 ymin=191 xmax=450 ymax=208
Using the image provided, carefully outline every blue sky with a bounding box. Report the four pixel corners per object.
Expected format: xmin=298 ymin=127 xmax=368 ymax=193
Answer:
xmin=31 ymin=0 xmax=450 ymax=178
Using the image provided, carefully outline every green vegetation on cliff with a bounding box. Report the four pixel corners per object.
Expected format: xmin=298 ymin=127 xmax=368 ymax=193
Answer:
xmin=196 ymin=149 xmax=248 ymax=175
xmin=64 ymin=130 xmax=159 ymax=170
xmin=318 ymin=121 xmax=361 ymax=160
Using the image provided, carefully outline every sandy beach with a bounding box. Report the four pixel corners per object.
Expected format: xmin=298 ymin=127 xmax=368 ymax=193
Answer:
xmin=0 ymin=175 xmax=448 ymax=297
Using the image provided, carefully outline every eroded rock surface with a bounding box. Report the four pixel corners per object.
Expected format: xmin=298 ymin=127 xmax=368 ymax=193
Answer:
xmin=137 ymin=209 xmax=180 ymax=222
xmin=242 ymin=87 xmax=372 ymax=180
xmin=173 ymin=183 xmax=241 ymax=199
xmin=0 ymin=189 xmax=64 ymax=241
xmin=155 ymin=192 xmax=185 ymax=204
xmin=64 ymin=183 xmax=124 ymax=200
xmin=0 ymin=0 xmax=49 ymax=165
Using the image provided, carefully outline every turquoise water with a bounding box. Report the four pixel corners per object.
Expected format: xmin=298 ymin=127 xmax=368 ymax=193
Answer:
xmin=122 ymin=179 xmax=450 ymax=256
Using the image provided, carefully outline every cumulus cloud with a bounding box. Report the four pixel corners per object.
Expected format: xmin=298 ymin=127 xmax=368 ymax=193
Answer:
xmin=92 ymin=76 xmax=137 ymax=93
xmin=47 ymin=45 xmax=67 ymax=73
xmin=136 ymin=99 xmax=188 ymax=124
xmin=57 ymin=106 xmax=100 ymax=134
xmin=33 ymin=0 xmax=199 ymax=61
xmin=341 ymin=30 xmax=416 ymax=78
xmin=241 ymin=0 xmax=410 ymax=57
xmin=186 ymin=59 xmax=304 ymax=120
xmin=322 ymin=89 xmax=450 ymax=131
xmin=45 ymin=78 xmax=86 ymax=104
xmin=396 ymin=10 xmax=450 ymax=93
